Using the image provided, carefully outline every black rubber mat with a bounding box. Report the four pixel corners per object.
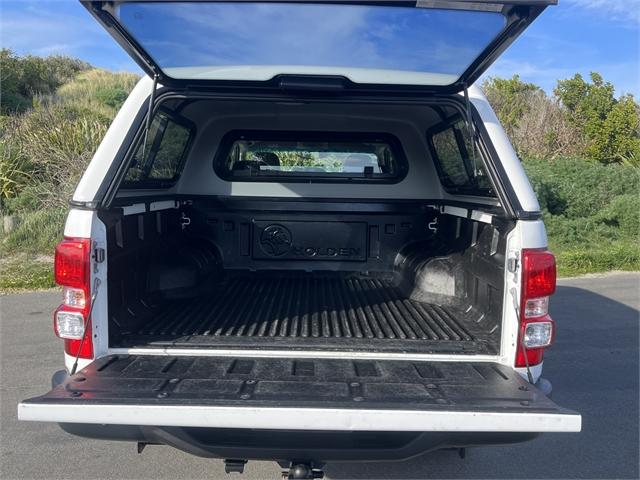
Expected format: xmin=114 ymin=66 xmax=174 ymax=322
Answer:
xmin=136 ymin=276 xmax=474 ymax=342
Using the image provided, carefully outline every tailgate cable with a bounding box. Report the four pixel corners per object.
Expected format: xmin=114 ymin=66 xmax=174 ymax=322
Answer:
xmin=70 ymin=277 xmax=101 ymax=375
xmin=509 ymin=287 xmax=535 ymax=384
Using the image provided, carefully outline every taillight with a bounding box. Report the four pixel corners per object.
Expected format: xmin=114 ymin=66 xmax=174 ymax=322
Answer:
xmin=54 ymin=237 xmax=93 ymax=359
xmin=515 ymin=248 xmax=556 ymax=368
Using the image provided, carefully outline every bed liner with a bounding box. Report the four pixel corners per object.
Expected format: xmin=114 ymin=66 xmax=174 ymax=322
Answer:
xmin=113 ymin=274 xmax=496 ymax=354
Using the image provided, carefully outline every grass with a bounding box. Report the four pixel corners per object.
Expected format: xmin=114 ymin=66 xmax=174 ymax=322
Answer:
xmin=1 ymin=208 xmax=66 ymax=253
xmin=553 ymin=240 xmax=640 ymax=277
xmin=0 ymin=254 xmax=55 ymax=291
xmin=56 ymin=69 xmax=140 ymax=120
xmin=0 ymin=209 xmax=65 ymax=291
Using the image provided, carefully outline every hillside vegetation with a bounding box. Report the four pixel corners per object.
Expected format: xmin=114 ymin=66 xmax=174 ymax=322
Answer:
xmin=0 ymin=51 xmax=139 ymax=289
xmin=0 ymin=50 xmax=638 ymax=290
xmin=482 ymin=73 xmax=640 ymax=276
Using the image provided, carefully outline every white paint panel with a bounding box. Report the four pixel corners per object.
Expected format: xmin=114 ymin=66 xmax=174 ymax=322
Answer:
xmin=517 ymin=220 xmax=549 ymax=249
xmin=18 ymin=403 xmax=581 ymax=432
xmin=63 ymin=209 xmax=94 ymax=238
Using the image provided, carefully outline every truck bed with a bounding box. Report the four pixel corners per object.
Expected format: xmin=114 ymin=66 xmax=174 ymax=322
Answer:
xmin=112 ymin=274 xmax=496 ymax=354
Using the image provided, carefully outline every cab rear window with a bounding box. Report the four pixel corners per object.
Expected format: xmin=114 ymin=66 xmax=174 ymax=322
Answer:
xmin=122 ymin=110 xmax=193 ymax=188
xmin=214 ymin=131 xmax=407 ymax=183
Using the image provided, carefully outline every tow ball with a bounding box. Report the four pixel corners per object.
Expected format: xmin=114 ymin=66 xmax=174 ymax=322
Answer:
xmin=223 ymin=459 xmax=323 ymax=478
xmin=281 ymin=463 xmax=324 ymax=480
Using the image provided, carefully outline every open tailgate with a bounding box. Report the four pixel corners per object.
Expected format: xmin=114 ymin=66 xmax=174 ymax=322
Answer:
xmin=19 ymin=355 xmax=581 ymax=432
xmin=80 ymin=0 xmax=555 ymax=93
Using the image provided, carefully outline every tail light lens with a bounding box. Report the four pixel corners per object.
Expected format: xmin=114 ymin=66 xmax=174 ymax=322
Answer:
xmin=54 ymin=237 xmax=93 ymax=359
xmin=515 ymin=248 xmax=556 ymax=368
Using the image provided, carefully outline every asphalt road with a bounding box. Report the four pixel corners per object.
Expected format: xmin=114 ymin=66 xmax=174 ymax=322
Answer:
xmin=1 ymin=273 xmax=638 ymax=479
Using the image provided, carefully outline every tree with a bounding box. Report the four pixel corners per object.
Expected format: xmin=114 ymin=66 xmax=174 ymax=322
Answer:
xmin=506 ymin=90 xmax=584 ymax=160
xmin=555 ymin=72 xmax=639 ymax=165
xmin=483 ymin=71 xmax=640 ymax=165
xmin=482 ymin=75 xmax=583 ymax=159
xmin=593 ymin=95 xmax=640 ymax=165
xmin=482 ymin=75 xmax=540 ymax=136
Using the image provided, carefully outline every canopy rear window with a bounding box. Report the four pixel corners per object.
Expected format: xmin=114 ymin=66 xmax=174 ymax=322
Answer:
xmin=114 ymin=1 xmax=507 ymax=86
xmin=215 ymin=131 xmax=407 ymax=183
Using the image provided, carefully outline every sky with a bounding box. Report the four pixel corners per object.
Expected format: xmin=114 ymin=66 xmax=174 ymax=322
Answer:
xmin=1 ymin=0 xmax=638 ymax=97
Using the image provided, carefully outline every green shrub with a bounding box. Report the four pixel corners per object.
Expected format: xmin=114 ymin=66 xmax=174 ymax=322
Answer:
xmin=523 ymin=157 xmax=639 ymax=218
xmin=0 ymin=49 xmax=91 ymax=115
xmin=0 ymin=103 xmax=108 ymax=212
xmin=0 ymin=68 xmax=139 ymax=214
xmin=1 ymin=183 xmax=41 ymax=214
xmin=523 ymin=156 xmax=639 ymax=276
xmin=544 ymin=215 xmax=623 ymax=247
xmin=598 ymin=194 xmax=640 ymax=236
xmin=0 ymin=125 xmax=32 ymax=203
xmin=94 ymin=86 xmax=129 ymax=109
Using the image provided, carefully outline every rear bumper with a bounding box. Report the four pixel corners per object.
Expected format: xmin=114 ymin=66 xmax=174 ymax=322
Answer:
xmin=58 ymin=423 xmax=540 ymax=462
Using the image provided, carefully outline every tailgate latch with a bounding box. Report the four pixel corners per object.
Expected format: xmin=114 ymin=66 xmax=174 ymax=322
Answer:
xmin=93 ymin=247 xmax=105 ymax=264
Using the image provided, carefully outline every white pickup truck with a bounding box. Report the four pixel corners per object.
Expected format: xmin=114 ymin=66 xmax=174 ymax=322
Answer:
xmin=19 ymin=1 xmax=581 ymax=477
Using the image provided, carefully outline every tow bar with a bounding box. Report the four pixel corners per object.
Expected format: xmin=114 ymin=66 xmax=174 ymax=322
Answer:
xmin=223 ymin=460 xmax=324 ymax=479
xmin=281 ymin=463 xmax=324 ymax=479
